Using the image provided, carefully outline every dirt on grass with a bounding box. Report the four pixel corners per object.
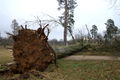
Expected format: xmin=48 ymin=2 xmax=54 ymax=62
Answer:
xmin=64 ymin=55 xmax=120 ymax=60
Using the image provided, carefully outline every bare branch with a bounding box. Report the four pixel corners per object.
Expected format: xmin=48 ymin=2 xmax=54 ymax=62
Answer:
xmin=111 ymin=0 xmax=117 ymax=8
xmin=25 ymin=25 xmax=27 ymax=29
xmin=21 ymin=25 xmax=24 ymax=30
xmin=43 ymin=24 xmax=49 ymax=30
xmin=6 ymin=32 xmax=13 ymax=36
xmin=36 ymin=16 xmax=42 ymax=28
xmin=46 ymin=27 xmax=50 ymax=37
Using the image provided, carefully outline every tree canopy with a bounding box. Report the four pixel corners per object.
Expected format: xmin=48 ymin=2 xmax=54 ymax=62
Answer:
xmin=90 ymin=25 xmax=98 ymax=40
xmin=104 ymin=19 xmax=118 ymax=41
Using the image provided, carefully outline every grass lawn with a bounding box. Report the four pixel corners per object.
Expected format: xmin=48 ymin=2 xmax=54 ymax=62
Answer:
xmin=0 ymin=46 xmax=13 ymax=64
xmin=44 ymin=60 xmax=120 ymax=80
xmin=0 ymin=60 xmax=120 ymax=80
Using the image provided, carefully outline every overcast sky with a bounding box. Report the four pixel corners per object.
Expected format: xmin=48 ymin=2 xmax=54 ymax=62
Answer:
xmin=0 ymin=0 xmax=120 ymax=40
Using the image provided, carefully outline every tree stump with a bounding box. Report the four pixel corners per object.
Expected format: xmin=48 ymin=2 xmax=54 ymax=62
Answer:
xmin=9 ymin=24 xmax=57 ymax=73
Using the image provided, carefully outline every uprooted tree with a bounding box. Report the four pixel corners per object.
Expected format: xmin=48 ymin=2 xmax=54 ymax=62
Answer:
xmin=7 ymin=24 xmax=57 ymax=73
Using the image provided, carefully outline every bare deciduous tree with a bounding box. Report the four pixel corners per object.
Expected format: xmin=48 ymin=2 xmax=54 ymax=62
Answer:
xmin=11 ymin=19 xmax=20 ymax=35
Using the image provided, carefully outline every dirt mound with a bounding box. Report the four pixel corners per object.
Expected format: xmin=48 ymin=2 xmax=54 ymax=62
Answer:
xmin=9 ymin=24 xmax=57 ymax=73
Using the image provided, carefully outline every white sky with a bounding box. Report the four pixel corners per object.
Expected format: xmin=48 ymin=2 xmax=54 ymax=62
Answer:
xmin=0 ymin=0 xmax=120 ymax=40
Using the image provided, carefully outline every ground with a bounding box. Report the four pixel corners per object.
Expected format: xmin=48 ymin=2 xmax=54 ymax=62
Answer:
xmin=0 ymin=46 xmax=120 ymax=80
xmin=0 ymin=46 xmax=13 ymax=64
xmin=64 ymin=55 xmax=120 ymax=60
xmin=0 ymin=60 xmax=120 ymax=80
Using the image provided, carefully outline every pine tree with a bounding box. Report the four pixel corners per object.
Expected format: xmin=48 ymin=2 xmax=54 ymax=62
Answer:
xmin=90 ymin=25 xmax=98 ymax=40
xmin=57 ymin=0 xmax=77 ymax=45
xmin=104 ymin=19 xmax=118 ymax=41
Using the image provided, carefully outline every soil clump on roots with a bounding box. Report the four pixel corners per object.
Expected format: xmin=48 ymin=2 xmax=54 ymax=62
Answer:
xmin=0 ymin=24 xmax=57 ymax=80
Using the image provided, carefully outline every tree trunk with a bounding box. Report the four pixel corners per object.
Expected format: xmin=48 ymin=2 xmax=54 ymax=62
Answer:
xmin=64 ymin=0 xmax=68 ymax=46
xmin=69 ymin=32 xmax=77 ymax=44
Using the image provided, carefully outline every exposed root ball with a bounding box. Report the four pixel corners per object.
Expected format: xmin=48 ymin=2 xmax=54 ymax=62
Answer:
xmin=10 ymin=24 xmax=57 ymax=73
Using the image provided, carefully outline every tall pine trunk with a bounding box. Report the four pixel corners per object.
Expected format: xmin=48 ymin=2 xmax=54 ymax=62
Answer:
xmin=64 ymin=0 xmax=68 ymax=45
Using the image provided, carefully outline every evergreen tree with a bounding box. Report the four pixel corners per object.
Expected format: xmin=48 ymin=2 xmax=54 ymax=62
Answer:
xmin=57 ymin=0 xmax=77 ymax=45
xmin=104 ymin=19 xmax=118 ymax=41
xmin=90 ymin=25 xmax=98 ymax=40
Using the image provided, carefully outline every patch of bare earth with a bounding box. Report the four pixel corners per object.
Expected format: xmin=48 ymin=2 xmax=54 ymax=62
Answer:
xmin=64 ymin=55 xmax=120 ymax=60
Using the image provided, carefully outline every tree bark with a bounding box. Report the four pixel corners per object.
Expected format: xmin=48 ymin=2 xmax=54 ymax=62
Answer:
xmin=64 ymin=0 xmax=68 ymax=46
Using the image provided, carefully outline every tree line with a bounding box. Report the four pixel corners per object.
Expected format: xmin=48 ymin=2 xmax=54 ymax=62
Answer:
xmin=1 ymin=18 xmax=120 ymax=49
